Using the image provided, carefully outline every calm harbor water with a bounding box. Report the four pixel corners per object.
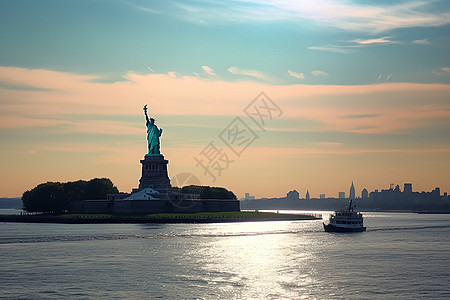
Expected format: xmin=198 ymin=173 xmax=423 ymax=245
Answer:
xmin=1 ymin=212 xmax=449 ymax=299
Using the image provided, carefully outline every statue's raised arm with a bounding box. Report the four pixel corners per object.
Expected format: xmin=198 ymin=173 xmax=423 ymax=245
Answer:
xmin=143 ymin=105 xmax=150 ymax=124
xmin=143 ymin=104 xmax=163 ymax=156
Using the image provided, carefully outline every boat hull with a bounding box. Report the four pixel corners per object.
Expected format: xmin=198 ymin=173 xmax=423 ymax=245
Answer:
xmin=323 ymin=223 xmax=366 ymax=232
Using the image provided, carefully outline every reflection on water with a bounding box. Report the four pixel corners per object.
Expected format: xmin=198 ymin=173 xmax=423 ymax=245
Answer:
xmin=0 ymin=213 xmax=450 ymax=299
xmin=0 ymin=208 xmax=22 ymax=215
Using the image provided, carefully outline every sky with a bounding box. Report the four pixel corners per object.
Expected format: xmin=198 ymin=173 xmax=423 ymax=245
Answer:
xmin=0 ymin=0 xmax=449 ymax=198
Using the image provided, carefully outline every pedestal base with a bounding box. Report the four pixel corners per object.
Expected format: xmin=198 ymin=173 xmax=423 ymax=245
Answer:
xmin=138 ymin=155 xmax=171 ymax=193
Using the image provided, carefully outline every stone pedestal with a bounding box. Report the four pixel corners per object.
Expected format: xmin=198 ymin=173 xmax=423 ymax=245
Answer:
xmin=138 ymin=155 xmax=171 ymax=193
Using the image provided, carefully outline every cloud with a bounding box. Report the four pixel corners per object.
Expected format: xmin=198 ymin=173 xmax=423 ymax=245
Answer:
xmin=342 ymin=114 xmax=383 ymax=119
xmin=162 ymin=0 xmax=450 ymax=34
xmin=377 ymin=74 xmax=383 ymax=82
xmin=433 ymin=67 xmax=450 ymax=76
xmin=0 ymin=66 xmax=98 ymax=90
xmin=311 ymin=71 xmax=328 ymax=77
xmin=227 ymin=66 xmax=267 ymax=80
xmin=167 ymin=71 xmax=181 ymax=78
xmin=413 ymin=38 xmax=431 ymax=45
xmin=377 ymin=73 xmax=392 ymax=82
xmin=1 ymin=66 xmax=449 ymax=137
xmin=202 ymin=66 xmax=216 ymax=76
xmin=287 ymin=70 xmax=305 ymax=80
xmin=350 ymin=36 xmax=398 ymax=45
xmin=1 ymin=66 xmax=450 ymax=197
xmin=123 ymin=1 xmax=161 ymax=14
xmin=308 ymin=46 xmax=354 ymax=54
xmin=310 ymin=36 xmax=398 ymax=55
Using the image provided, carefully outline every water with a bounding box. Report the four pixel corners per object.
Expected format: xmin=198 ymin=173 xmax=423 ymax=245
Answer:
xmin=0 ymin=209 xmax=22 ymax=215
xmin=1 ymin=212 xmax=449 ymax=299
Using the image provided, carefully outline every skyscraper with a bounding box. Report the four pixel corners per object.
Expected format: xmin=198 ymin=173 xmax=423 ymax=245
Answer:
xmin=404 ymin=183 xmax=412 ymax=194
xmin=350 ymin=181 xmax=355 ymax=199
xmin=287 ymin=190 xmax=299 ymax=200
xmin=305 ymin=190 xmax=310 ymax=200
xmin=361 ymin=188 xmax=369 ymax=199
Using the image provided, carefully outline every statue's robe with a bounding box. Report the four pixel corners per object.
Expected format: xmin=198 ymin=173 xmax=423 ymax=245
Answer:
xmin=146 ymin=122 xmax=162 ymax=155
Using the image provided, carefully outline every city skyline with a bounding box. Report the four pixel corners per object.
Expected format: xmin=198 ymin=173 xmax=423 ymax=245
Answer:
xmin=0 ymin=1 xmax=449 ymax=198
xmin=247 ymin=181 xmax=447 ymax=201
xmin=283 ymin=181 xmax=447 ymax=200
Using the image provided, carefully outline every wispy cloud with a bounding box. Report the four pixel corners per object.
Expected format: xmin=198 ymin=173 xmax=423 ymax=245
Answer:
xmin=1 ymin=66 xmax=449 ymax=136
xmin=413 ymin=38 xmax=431 ymax=45
xmin=287 ymin=70 xmax=305 ymax=80
xmin=308 ymin=46 xmax=354 ymax=54
xmin=433 ymin=67 xmax=450 ymax=76
xmin=167 ymin=71 xmax=182 ymax=78
xmin=310 ymin=36 xmax=398 ymax=55
xmin=311 ymin=71 xmax=328 ymax=77
xmin=308 ymin=142 xmax=343 ymax=148
xmin=377 ymin=74 xmax=383 ymax=82
xmin=123 ymin=1 xmax=161 ymax=14
xmin=202 ymin=65 xmax=216 ymax=76
xmin=161 ymin=0 xmax=450 ymax=34
xmin=228 ymin=66 xmax=267 ymax=80
xmin=342 ymin=114 xmax=383 ymax=119
xmin=377 ymin=73 xmax=392 ymax=82
xmin=350 ymin=36 xmax=398 ymax=45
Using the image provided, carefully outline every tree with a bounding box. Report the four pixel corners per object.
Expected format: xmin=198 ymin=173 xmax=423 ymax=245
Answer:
xmin=181 ymin=185 xmax=237 ymax=200
xmin=22 ymin=182 xmax=65 ymax=213
xmin=22 ymin=178 xmax=119 ymax=213
xmin=63 ymin=180 xmax=87 ymax=202
xmin=85 ymin=178 xmax=118 ymax=200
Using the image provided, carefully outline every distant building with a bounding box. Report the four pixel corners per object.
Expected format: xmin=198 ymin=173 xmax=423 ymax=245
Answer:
xmin=433 ymin=187 xmax=440 ymax=197
xmin=404 ymin=183 xmax=412 ymax=194
xmin=305 ymin=190 xmax=310 ymax=200
xmin=320 ymin=194 xmax=326 ymax=199
xmin=287 ymin=190 xmax=299 ymax=200
xmin=361 ymin=188 xmax=369 ymax=199
xmin=368 ymin=183 xmax=448 ymax=211
xmin=339 ymin=192 xmax=345 ymax=199
xmin=349 ymin=181 xmax=355 ymax=199
xmin=244 ymin=193 xmax=255 ymax=200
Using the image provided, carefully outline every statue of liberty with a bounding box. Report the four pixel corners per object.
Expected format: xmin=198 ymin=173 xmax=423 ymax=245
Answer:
xmin=143 ymin=104 xmax=163 ymax=156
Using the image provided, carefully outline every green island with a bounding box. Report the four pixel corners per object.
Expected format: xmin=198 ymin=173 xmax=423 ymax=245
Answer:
xmin=3 ymin=176 xmax=321 ymax=224
xmin=0 ymin=211 xmax=320 ymax=224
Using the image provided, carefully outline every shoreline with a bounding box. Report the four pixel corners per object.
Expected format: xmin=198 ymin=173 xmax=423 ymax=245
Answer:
xmin=0 ymin=211 xmax=320 ymax=224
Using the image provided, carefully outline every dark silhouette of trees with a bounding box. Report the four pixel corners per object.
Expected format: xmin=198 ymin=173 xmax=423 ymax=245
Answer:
xmin=22 ymin=178 xmax=118 ymax=213
xmin=63 ymin=180 xmax=87 ymax=203
xmin=181 ymin=185 xmax=237 ymax=200
xmin=22 ymin=182 xmax=65 ymax=213
xmin=85 ymin=178 xmax=118 ymax=200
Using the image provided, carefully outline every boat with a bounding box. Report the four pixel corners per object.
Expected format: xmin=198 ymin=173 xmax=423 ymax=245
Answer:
xmin=323 ymin=200 xmax=366 ymax=232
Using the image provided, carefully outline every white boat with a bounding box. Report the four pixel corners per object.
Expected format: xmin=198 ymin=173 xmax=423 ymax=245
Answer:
xmin=323 ymin=200 xmax=366 ymax=232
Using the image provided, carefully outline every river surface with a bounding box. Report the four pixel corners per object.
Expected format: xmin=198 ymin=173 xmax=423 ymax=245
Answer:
xmin=1 ymin=212 xmax=449 ymax=299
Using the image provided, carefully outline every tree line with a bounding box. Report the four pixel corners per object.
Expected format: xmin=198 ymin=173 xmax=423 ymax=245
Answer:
xmin=22 ymin=178 xmax=118 ymax=213
xmin=181 ymin=185 xmax=237 ymax=200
